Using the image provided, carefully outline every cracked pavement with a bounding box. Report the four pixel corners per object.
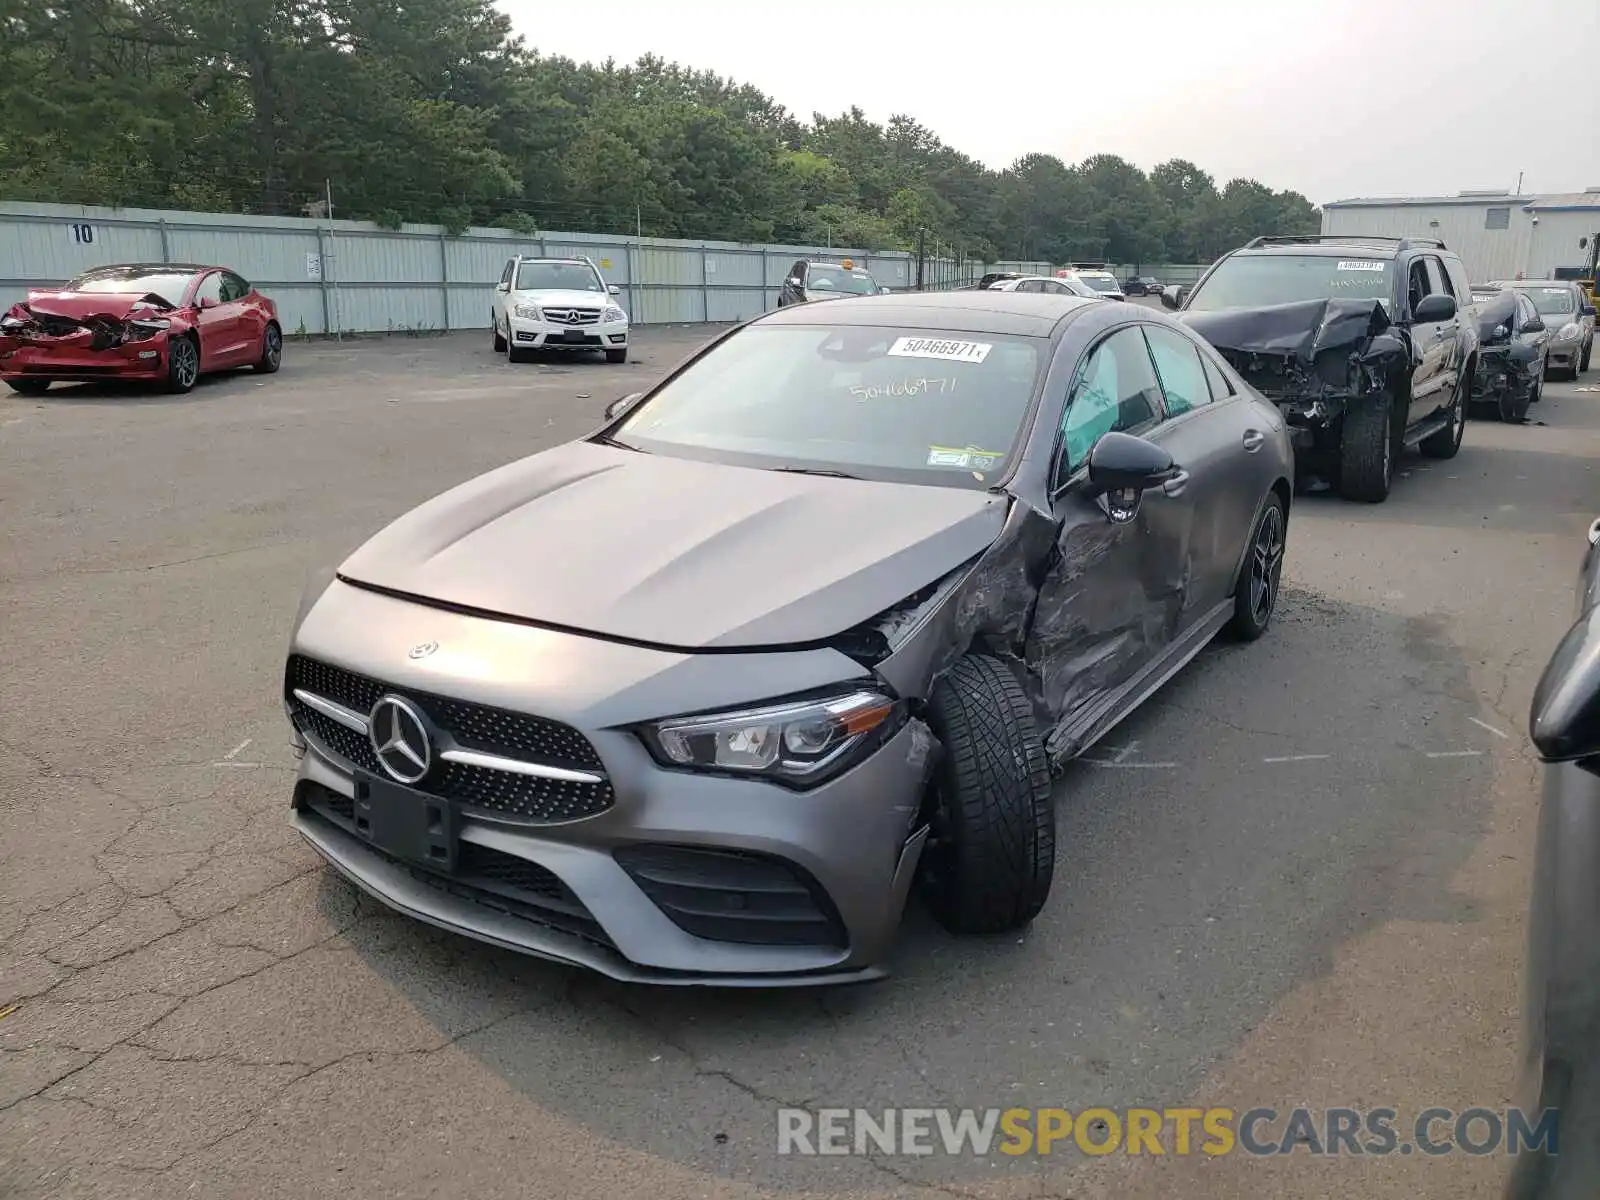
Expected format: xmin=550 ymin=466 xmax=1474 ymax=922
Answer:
xmin=3 ymin=322 xmax=1597 ymax=1198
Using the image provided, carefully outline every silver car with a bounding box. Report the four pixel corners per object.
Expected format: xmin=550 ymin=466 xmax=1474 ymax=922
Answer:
xmin=283 ymin=291 xmax=1294 ymax=986
xmin=985 ymin=274 xmax=1105 ymax=299
xmin=1488 ymin=280 xmax=1595 ymax=378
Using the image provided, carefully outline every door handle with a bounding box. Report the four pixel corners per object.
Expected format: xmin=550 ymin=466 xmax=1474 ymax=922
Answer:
xmin=1242 ymin=429 xmax=1265 ymax=453
xmin=1160 ymin=469 xmax=1190 ymax=498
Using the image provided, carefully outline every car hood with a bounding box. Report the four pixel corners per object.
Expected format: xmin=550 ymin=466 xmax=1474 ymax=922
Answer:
xmin=512 ymin=289 xmax=615 ymax=308
xmin=1179 ymin=297 xmax=1391 ymax=362
xmin=22 ymin=290 xmax=177 ymax=320
xmin=337 ymin=440 xmax=1010 ymax=649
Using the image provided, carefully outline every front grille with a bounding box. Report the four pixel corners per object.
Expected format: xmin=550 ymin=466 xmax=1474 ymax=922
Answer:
xmin=614 ymin=844 xmax=848 ymax=948
xmin=285 ymin=655 xmax=614 ymax=825
xmin=299 ymin=784 xmax=613 ymax=949
xmin=541 ymin=307 xmax=601 ymax=326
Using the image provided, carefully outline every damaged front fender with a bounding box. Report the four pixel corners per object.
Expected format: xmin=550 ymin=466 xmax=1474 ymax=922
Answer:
xmin=1 ymin=296 xmax=175 ymax=351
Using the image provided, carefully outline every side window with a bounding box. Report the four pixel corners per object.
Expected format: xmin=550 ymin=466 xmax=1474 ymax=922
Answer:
xmin=1199 ymin=347 xmax=1234 ymax=401
xmin=1423 ymin=256 xmax=1449 ymax=299
xmin=500 ymin=260 xmax=514 ymax=286
xmin=195 ymin=272 xmax=223 ymax=307
xmin=1015 ymin=279 xmax=1043 ymax=294
xmin=1443 ymin=258 xmax=1471 ymax=306
xmin=791 ymin=261 xmax=807 ymax=283
xmin=1057 ymin=328 xmax=1162 ymax=481
xmin=221 ymin=272 xmax=250 ymax=302
xmin=1406 ymin=259 xmax=1430 ymax=313
xmin=1143 ymin=325 xmax=1212 ymax=418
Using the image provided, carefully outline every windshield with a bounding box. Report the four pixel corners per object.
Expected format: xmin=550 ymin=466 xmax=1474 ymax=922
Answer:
xmin=612 ymin=324 xmax=1042 ymax=487
xmin=1186 ymin=254 xmax=1394 ymax=311
xmin=1518 ymin=286 xmax=1577 ymax=316
xmin=1079 ymin=274 xmax=1121 ymax=292
xmin=66 ymin=268 xmax=193 ymax=307
xmin=515 ymin=261 xmax=603 ymax=292
xmin=806 ymin=266 xmax=879 ymax=295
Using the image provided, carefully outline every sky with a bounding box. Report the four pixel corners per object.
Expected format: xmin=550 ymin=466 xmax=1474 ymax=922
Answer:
xmin=495 ymin=0 xmax=1599 ymax=206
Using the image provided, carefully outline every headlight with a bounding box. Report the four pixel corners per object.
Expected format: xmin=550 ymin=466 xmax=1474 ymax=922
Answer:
xmin=1493 ymin=324 xmax=1508 ymax=338
xmin=1558 ymin=322 xmax=1582 ymax=341
xmin=0 ymin=314 xmax=26 ymax=331
xmin=125 ymin=318 xmax=171 ymax=342
xmin=640 ymin=688 xmax=903 ymax=787
xmin=513 ymin=303 xmax=541 ymax=319
xmin=603 ymin=306 xmax=627 ymax=323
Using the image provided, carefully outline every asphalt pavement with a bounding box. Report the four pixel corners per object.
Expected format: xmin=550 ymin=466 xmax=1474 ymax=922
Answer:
xmin=2 ymin=317 xmax=1597 ymax=1199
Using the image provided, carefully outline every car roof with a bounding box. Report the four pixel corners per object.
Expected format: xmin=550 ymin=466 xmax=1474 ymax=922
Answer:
xmin=513 ymin=256 xmax=590 ymax=263
xmin=755 ymin=290 xmax=1097 ymax=337
xmin=1491 ymin=278 xmax=1577 ymax=287
xmin=1233 ymin=243 xmax=1402 ymax=259
xmin=73 ymin=262 xmax=210 ymax=274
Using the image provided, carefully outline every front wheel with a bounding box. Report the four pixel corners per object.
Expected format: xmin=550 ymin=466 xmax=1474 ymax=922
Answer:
xmin=1582 ymin=338 xmax=1592 ymax=374
xmin=605 ymin=347 xmax=627 ymax=364
xmin=919 ymin=655 xmax=1055 ymax=935
xmin=254 ymin=323 xmax=282 ymax=374
xmin=165 ymin=335 xmax=199 ymax=394
xmin=5 ymin=378 xmax=49 ymax=396
xmin=1337 ymin=393 xmax=1395 ymax=502
xmin=1226 ymin=492 xmax=1287 ymax=642
xmin=492 ymin=314 xmax=506 ymax=353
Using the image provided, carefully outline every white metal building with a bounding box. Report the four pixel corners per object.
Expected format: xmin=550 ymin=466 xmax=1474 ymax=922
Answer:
xmin=1321 ymin=189 xmax=1600 ymax=284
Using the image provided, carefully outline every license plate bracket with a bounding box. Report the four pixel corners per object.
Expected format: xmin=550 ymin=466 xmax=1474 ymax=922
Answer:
xmin=351 ymin=771 xmax=457 ymax=871
xmin=559 ymin=329 xmax=589 ymax=344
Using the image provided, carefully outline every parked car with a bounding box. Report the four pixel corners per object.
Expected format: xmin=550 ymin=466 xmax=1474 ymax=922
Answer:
xmin=1486 ymin=279 xmax=1595 ymax=379
xmin=1469 ymin=286 xmax=1549 ymax=422
xmin=281 ymin=290 xmax=1294 ymax=985
xmin=985 ymin=274 xmax=1105 ymax=299
xmin=777 ymin=259 xmax=885 ymax=306
xmin=0 ymin=262 xmax=280 ymax=395
xmin=1061 ymin=268 xmax=1126 ymax=301
xmin=492 ymin=255 xmax=629 ymax=364
xmin=1515 ymin=515 xmax=1600 ymax=1199
xmin=1123 ymin=276 xmax=1163 ymax=296
xmin=1165 ymin=234 xmax=1480 ymax=503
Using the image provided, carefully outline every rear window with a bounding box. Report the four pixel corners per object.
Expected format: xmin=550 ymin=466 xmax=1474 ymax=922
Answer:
xmin=1186 ymin=254 xmax=1393 ymax=311
xmin=613 ymin=324 xmax=1043 ymax=488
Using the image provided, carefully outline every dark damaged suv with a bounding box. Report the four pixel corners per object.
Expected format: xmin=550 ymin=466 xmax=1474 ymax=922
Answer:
xmin=1164 ymin=236 xmax=1478 ymax=503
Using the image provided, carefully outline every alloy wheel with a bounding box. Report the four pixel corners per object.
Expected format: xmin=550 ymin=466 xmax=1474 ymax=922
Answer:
xmin=1249 ymin=505 xmax=1285 ymax=623
xmin=172 ymin=339 xmax=198 ymax=388
xmin=265 ymin=327 xmax=282 ymax=368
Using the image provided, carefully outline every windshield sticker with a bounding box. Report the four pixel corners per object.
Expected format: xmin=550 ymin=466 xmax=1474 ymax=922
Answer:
xmin=849 ymin=376 xmax=956 ymax=402
xmin=1540 ymin=288 xmax=1567 ymax=294
xmin=888 ymin=337 xmax=992 ymax=364
xmin=1335 ymin=261 xmax=1386 ymax=272
xmin=927 ymin=444 xmax=1004 ymax=470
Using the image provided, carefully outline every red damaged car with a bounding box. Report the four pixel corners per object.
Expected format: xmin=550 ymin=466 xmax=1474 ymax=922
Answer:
xmin=1 ymin=263 xmax=282 ymax=395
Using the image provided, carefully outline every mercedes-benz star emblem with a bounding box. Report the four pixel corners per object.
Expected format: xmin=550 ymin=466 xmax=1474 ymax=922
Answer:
xmin=408 ymin=641 xmax=438 ymax=660
xmin=368 ymin=695 xmax=432 ymax=784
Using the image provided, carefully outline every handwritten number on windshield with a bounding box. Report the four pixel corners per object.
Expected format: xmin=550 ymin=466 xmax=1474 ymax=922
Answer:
xmin=849 ymin=376 xmax=956 ymax=402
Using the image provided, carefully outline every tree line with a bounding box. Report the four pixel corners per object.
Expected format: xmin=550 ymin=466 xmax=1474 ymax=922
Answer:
xmin=4 ymin=0 xmax=1320 ymax=263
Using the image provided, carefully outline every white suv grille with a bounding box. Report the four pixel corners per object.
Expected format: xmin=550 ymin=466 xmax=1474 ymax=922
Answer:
xmin=541 ymin=307 xmax=602 ymax=326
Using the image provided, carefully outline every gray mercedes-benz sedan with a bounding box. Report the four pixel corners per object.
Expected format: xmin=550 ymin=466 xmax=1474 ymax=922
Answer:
xmin=283 ymin=291 xmax=1295 ymax=986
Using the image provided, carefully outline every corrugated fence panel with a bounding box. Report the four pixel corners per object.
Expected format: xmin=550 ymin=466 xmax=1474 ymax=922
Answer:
xmin=333 ymin=286 xmax=443 ymax=334
xmin=0 ymin=212 xmax=164 ymax=309
xmin=332 ymin=232 xmax=440 ymax=286
xmin=449 ymin=286 xmax=499 ymax=334
xmin=165 ymin=225 xmax=313 ymax=287
xmin=265 ymin=285 xmax=332 ymax=337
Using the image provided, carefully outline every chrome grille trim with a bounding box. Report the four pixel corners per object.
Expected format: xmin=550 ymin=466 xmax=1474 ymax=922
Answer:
xmin=293 ymin=688 xmax=370 ymax=733
xmin=438 ymin=747 xmax=604 ymax=784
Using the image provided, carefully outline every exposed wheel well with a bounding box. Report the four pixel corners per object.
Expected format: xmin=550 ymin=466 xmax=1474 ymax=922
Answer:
xmin=1271 ymin=476 xmax=1291 ymax=517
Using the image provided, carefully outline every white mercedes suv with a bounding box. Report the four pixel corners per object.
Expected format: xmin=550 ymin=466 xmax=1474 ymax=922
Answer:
xmin=491 ymin=256 xmax=630 ymax=364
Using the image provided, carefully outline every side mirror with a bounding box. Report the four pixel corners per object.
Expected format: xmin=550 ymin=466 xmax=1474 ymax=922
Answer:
xmin=199 ymin=296 xmax=217 ymax=309
xmin=1521 ymin=316 xmax=1547 ymax=334
xmin=1158 ymin=285 xmax=1182 ymax=310
xmin=1412 ymin=293 xmax=1457 ymax=323
xmin=1087 ymin=431 xmax=1178 ymax=493
xmin=787 ymin=277 xmax=802 ymax=287
xmin=605 ymin=392 xmax=644 ymax=421
xmin=1531 ymin=604 xmax=1600 ymax=765
xmin=608 ymin=284 xmax=621 ymax=295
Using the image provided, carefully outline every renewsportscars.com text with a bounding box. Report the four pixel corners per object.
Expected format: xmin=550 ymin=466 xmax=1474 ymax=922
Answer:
xmin=776 ymin=1106 xmax=1560 ymax=1158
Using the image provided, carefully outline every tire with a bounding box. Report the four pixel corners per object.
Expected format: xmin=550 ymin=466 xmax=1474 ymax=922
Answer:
xmin=1337 ymin=391 xmax=1395 ymax=502
xmin=605 ymin=348 xmax=627 ymax=364
xmin=492 ymin=314 xmax=506 ymax=353
xmin=919 ymin=655 xmax=1055 ymax=935
xmin=507 ymin=337 xmax=532 ymax=364
xmin=1226 ymin=492 xmax=1287 ymax=642
xmin=1420 ymin=370 xmax=1467 ymax=459
xmin=165 ymin=334 xmax=199 ymax=394
xmin=5 ymin=378 xmax=49 ymax=396
xmin=1582 ymin=338 xmax=1592 ymax=374
xmin=254 ymin=322 xmax=282 ymax=374
xmin=1530 ymin=357 xmax=1546 ymax=402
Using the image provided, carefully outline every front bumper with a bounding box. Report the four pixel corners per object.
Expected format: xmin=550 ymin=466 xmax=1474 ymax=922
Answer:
xmin=0 ymin=334 xmax=171 ymax=382
xmin=286 ymin=580 xmax=935 ymax=985
xmin=1547 ymin=336 xmax=1584 ymax=371
xmin=507 ymin=314 xmax=629 ymax=351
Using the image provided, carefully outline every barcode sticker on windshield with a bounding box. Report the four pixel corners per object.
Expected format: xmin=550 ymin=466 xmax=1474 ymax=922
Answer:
xmin=888 ymin=337 xmax=992 ymax=364
xmin=1336 ymin=261 xmax=1385 ymax=272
